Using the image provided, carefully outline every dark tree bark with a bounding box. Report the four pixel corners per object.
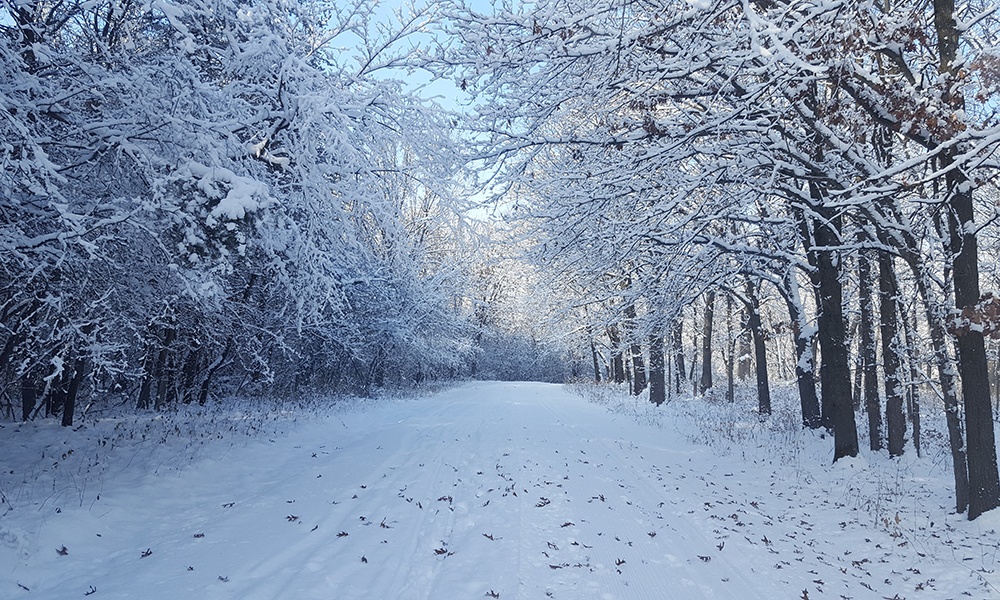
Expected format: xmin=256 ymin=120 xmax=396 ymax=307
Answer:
xmin=935 ymin=0 xmax=998 ymax=520
xmin=812 ymin=200 xmax=859 ymax=460
xmin=137 ymin=352 xmax=153 ymax=410
xmin=21 ymin=376 xmax=37 ymax=422
xmin=858 ymin=245 xmax=882 ymax=451
xmin=61 ymin=357 xmax=86 ymax=427
xmin=869 ymin=196 xmax=962 ymax=504
xmin=736 ymin=308 xmax=752 ymax=381
xmin=726 ymin=294 xmax=736 ymax=403
xmin=153 ymin=327 xmax=176 ymax=411
xmin=180 ymin=348 xmax=200 ymax=404
xmin=790 ymin=200 xmax=827 ymax=425
xmin=879 ymin=250 xmax=905 ymax=457
xmin=0 ymin=331 xmax=19 ymax=384
xmin=587 ymin=325 xmax=601 ymax=383
xmin=607 ymin=326 xmax=626 ymax=384
xmin=745 ymin=280 xmax=771 ymax=416
xmin=198 ymin=340 xmax=233 ymax=405
xmin=689 ymin=304 xmax=699 ymax=396
xmin=631 ymin=349 xmax=646 ymax=395
xmin=900 ymin=303 xmax=921 ymax=457
xmin=700 ymin=291 xmax=715 ymax=393
xmin=780 ymin=270 xmax=821 ymax=427
xmin=946 ymin=166 xmax=999 ymax=519
xmin=648 ymin=335 xmax=666 ymax=405
xmin=673 ymin=318 xmax=686 ymax=394
xmin=914 ymin=267 xmax=968 ymax=512
xmin=47 ymin=371 xmax=67 ymax=418
xmin=625 ymin=305 xmax=646 ymax=395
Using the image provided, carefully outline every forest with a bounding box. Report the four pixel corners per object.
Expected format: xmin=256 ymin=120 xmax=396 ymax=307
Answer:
xmin=2 ymin=0 xmax=1000 ymax=521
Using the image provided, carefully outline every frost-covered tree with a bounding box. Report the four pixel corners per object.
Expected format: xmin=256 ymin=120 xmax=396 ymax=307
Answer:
xmin=437 ymin=0 xmax=1000 ymax=517
xmin=0 ymin=0 xmax=473 ymax=421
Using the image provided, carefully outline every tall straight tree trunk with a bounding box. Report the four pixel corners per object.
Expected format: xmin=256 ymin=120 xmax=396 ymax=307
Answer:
xmin=880 ymin=250 xmax=906 ymax=457
xmin=946 ymin=163 xmax=999 ymax=519
xmin=180 ymin=349 xmax=200 ymax=404
xmin=648 ymin=335 xmax=666 ymax=405
xmin=913 ymin=264 xmax=968 ymax=512
xmin=935 ymin=0 xmax=998 ymax=520
xmin=726 ymin=294 xmax=736 ymax=403
xmin=20 ymin=375 xmax=37 ymax=422
xmin=673 ymin=318 xmax=686 ymax=394
xmin=630 ymin=346 xmax=646 ymax=395
xmin=701 ymin=291 xmax=715 ymax=393
xmin=745 ymin=280 xmax=771 ymax=416
xmin=789 ymin=201 xmax=825 ymax=417
xmin=590 ymin=337 xmax=602 ymax=383
xmin=608 ymin=326 xmax=626 ymax=384
xmin=781 ymin=270 xmax=820 ymax=427
xmin=152 ymin=327 xmax=176 ymax=411
xmin=900 ymin=301 xmax=922 ymax=457
xmin=61 ymin=356 xmax=86 ymax=427
xmin=624 ymin=304 xmax=646 ymax=395
xmin=47 ymin=370 xmax=67 ymax=418
xmin=689 ymin=304 xmax=699 ymax=396
xmin=858 ymin=245 xmax=882 ymax=451
xmin=736 ymin=308 xmax=752 ymax=381
xmin=812 ymin=199 xmax=859 ymax=460
xmin=613 ymin=353 xmax=625 ymax=384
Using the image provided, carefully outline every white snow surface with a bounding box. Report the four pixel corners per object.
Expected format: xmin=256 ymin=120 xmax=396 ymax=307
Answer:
xmin=2 ymin=381 xmax=999 ymax=599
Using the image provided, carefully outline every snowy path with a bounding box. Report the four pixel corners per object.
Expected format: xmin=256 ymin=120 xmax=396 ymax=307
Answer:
xmin=210 ymin=382 xmax=764 ymax=600
xmin=3 ymin=382 xmax=997 ymax=599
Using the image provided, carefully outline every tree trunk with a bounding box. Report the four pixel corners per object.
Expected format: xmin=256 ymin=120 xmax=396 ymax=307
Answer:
xmin=630 ymin=346 xmax=646 ymax=395
xmin=913 ymin=264 xmax=968 ymax=512
xmin=47 ymin=371 xmax=67 ymax=418
xmin=608 ymin=326 xmax=626 ymax=384
xmin=673 ymin=318 xmax=686 ymax=394
xmin=935 ymin=0 xmax=998 ymax=520
xmin=946 ymin=165 xmax=999 ymax=519
xmin=153 ymin=327 xmax=176 ymax=411
xmin=726 ymin=294 xmax=736 ymax=403
xmin=689 ymin=304 xmax=699 ymax=396
xmin=590 ymin=337 xmax=602 ymax=383
xmin=781 ymin=269 xmax=820 ymax=427
xmin=20 ymin=375 xmax=37 ymax=422
xmin=736 ymin=308 xmax=752 ymax=381
xmin=625 ymin=304 xmax=647 ymax=396
xmin=745 ymin=280 xmax=771 ymax=416
xmin=649 ymin=335 xmax=665 ymax=405
xmin=900 ymin=301 xmax=921 ymax=457
xmin=859 ymin=245 xmax=882 ymax=451
xmin=199 ymin=340 xmax=233 ymax=405
xmin=180 ymin=349 xmax=200 ymax=404
xmin=880 ymin=250 xmax=905 ymax=457
xmin=812 ymin=201 xmax=859 ymax=460
xmin=700 ymin=291 xmax=715 ymax=393
xmin=61 ymin=357 xmax=86 ymax=427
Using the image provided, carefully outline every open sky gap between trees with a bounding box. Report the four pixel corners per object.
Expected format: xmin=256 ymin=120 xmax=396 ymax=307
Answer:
xmin=2 ymin=0 xmax=1000 ymax=528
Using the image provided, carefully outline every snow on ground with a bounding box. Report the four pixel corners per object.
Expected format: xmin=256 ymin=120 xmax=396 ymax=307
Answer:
xmin=2 ymin=381 xmax=999 ymax=599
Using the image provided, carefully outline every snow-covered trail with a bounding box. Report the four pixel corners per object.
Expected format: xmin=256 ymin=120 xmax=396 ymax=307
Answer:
xmin=285 ymin=381 xmax=768 ymax=600
xmin=5 ymin=381 xmax=993 ymax=599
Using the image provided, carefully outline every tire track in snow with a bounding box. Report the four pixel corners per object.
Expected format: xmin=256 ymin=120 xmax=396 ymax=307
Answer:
xmin=216 ymin=396 xmax=469 ymax=600
xmin=116 ymin=383 xmax=778 ymax=599
xmin=536 ymin=395 xmax=769 ymax=599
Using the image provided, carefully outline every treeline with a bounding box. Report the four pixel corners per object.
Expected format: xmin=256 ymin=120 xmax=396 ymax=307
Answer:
xmin=437 ymin=0 xmax=1000 ymax=519
xmin=0 ymin=0 xmax=571 ymax=425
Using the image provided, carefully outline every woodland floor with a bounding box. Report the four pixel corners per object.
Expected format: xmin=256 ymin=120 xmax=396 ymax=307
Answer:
xmin=1 ymin=381 xmax=999 ymax=599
